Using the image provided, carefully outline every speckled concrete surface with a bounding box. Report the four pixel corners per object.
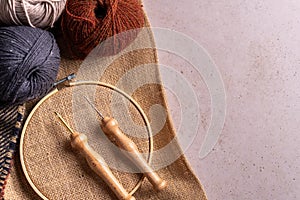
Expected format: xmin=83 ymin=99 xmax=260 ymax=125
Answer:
xmin=143 ymin=1 xmax=300 ymax=200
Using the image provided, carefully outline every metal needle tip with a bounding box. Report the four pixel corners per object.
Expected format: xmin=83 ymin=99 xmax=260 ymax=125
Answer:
xmin=53 ymin=73 xmax=76 ymax=87
xmin=84 ymin=97 xmax=104 ymax=119
xmin=54 ymin=112 xmax=75 ymax=134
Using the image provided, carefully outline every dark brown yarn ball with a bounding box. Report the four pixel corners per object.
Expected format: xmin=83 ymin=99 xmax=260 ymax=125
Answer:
xmin=61 ymin=0 xmax=145 ymax=59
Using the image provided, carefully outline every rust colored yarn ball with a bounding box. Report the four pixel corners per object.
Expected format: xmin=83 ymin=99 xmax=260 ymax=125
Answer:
xmin=61 ymin=0 xmax=145 ymax=58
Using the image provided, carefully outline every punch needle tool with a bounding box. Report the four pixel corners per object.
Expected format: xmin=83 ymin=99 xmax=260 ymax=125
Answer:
xmin=84 ymin=97 xmax=167 ymax=191
xmin=55 ymin=112 xmax=135 ymax=200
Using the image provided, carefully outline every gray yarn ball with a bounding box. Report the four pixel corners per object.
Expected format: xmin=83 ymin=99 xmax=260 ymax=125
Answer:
xmin=0 ymin=26 xmax=60 ymax=106
xmin=0 ymin=0 xmax=66 ymax=28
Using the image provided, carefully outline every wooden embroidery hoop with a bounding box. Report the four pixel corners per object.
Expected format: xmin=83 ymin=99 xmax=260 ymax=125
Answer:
xmin=19 ymin=80 xmax=154 ymax=200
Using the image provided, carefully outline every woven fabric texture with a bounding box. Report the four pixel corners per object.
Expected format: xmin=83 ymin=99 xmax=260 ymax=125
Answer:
xmin=3 ymin=18 xmax=208 ymax=200
xmin=0 ymin=105 xmax=25 ymax=198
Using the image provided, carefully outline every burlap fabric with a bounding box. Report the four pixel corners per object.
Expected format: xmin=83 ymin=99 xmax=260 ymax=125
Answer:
xmin=3 ymin=17 xmax=208 ymax=200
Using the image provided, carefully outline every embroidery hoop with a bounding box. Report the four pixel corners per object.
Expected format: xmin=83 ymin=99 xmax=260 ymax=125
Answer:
xmin=19 ymin=80 xmax=154 ymax=199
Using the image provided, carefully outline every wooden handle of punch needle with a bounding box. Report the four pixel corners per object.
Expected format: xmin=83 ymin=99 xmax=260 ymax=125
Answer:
xmin=71 ymin=132 xmax=135 ymax=200
xmin=101 ymin=117 xmax=167 ymax=191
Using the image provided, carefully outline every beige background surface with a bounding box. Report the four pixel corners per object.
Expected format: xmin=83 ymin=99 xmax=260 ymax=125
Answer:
xmin=144 ymin=1 xmax=300 ymax=200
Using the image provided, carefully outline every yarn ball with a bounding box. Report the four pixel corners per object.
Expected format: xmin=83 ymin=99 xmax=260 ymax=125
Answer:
xmin=0 ymin=0 xmax=66 ymax=28
xmin=61 ymin=0 xmax=145 ymax=58
xmin=0 ymin=26 xmax=60 ymax=106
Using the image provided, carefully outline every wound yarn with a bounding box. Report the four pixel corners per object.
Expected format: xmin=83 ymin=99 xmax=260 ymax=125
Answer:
xmin=0 ymin=26 xmax=60 ymax=106
xmin=0 ymin=0 xmax=66 ymax=28
xmin=61 ymin=0 xmax=145 ymax=58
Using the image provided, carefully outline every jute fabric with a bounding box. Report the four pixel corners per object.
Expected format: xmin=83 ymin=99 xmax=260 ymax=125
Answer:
xmin=4 ymin=16 xmax=208 ymax=200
